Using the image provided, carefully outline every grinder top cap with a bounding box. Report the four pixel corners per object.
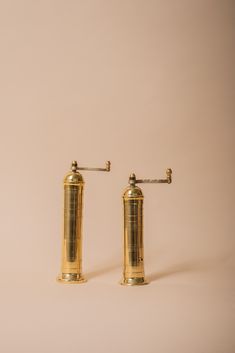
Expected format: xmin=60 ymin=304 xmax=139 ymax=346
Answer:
xmin=64 ymin=161 xmax=84 ymax=185
xmin=123 ymin=173 xmax=144 ymax=200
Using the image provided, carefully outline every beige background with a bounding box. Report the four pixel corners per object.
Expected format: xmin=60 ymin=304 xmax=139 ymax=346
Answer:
xmin=0 ymin=1 xmax=235 ymax=352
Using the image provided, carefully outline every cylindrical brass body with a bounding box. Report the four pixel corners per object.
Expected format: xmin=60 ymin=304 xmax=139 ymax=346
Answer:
xmin=57 ymin=170 xmax=86 ymax=283
xmin=121 ymin=185 xmax=148 ymax=285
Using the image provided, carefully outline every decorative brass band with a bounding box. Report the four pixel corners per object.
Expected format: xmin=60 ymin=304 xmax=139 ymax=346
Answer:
xmin=63 ymin=182 xmax=84 ymax=186
xmin=123 ymin=196 xmax=144 ymax=200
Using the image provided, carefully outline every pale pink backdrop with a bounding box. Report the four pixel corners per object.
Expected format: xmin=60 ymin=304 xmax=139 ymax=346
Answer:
xmin=0 ymin=1 xmax=234 ymax=353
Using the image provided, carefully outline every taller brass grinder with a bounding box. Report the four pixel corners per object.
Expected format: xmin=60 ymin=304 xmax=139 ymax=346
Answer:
xmin=121 ymin=168 xmax=172 ymax=286
xmin=57 ymin=160 xmax=111 ymax=284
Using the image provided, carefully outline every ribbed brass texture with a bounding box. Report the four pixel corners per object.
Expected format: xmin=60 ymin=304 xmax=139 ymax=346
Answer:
xmin=121 ymin=185 xmax=148 ymax=286
xmin=57 ymin=166 xmax=86 ymax=283
xmin=57 ymin=160 xmax=110 ymax=284
xmin=120 ymin=169 xmax=172 ymax=286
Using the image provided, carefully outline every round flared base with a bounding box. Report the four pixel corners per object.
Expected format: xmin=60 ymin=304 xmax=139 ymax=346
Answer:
xmin=120 ymin=277 xmax=149 ymax=286
xmin=57 ymin=273 xmax=87 ymax=284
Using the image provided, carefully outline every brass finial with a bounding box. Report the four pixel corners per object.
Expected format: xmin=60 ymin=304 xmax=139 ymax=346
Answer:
xmin=129 ymin=173 xmax=136 ymax=186
xmin=71 ymin=161 xmax=78 ymax=172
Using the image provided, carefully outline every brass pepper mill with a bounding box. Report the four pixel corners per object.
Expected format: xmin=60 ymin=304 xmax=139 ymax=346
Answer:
xmin=57 ymin=160 xmax=111 ymax=284
xmin=120 ymin=168 xmax=172 ymax=286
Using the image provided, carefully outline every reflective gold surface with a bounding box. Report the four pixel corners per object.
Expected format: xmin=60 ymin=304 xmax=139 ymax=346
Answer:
xmin=57 ymin=160 xmax=111 ymax=284
xmin=121 ymin=184 xmax=148 ymax=286
xmin=57 ymin=163 xmax=86 ymax=284
xmin=121 ymin=169 xmax=172 ymax=286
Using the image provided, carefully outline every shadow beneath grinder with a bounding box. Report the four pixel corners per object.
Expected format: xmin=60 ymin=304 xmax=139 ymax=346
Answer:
xmin=148 ymin=254 xmax=231 ymax=282
xmin=86 ymin=263 xmax=120 ymax=280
